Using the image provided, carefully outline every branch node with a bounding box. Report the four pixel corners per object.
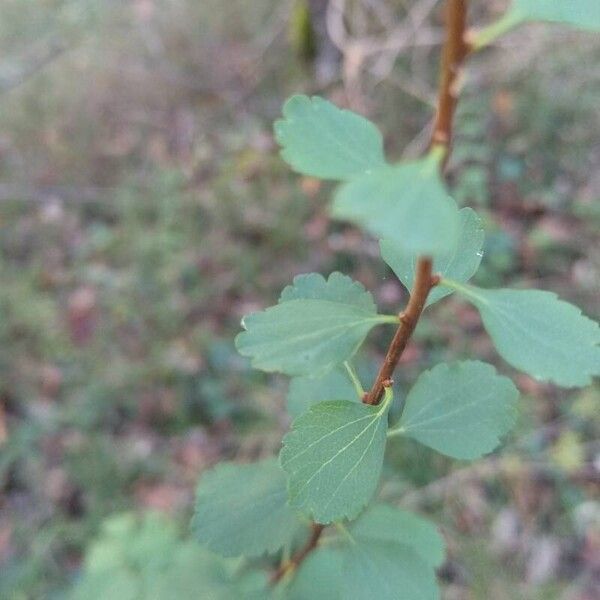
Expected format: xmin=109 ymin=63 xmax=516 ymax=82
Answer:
xmin=365 ymin=257 xmax=434 ymax=405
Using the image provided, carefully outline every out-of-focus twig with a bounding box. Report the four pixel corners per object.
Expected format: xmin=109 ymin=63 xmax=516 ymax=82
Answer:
xmin=0 ymin=401 xmax=7 ymax=446
xmin=0 ymin=35 xmax=73 ymax=95
xmin=326 ymin=0 xmax=442 ymax=108
xmin=400 ymin=450 xmax=599 ymax=508
xmin=0 ymin=184 xmax=112 ymax=204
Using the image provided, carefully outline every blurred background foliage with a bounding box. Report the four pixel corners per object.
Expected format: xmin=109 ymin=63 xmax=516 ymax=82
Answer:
xmin=0 ymin=1 xmax=598 ymax=598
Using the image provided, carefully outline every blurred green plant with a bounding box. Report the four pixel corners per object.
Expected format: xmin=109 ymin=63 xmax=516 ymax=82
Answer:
xmin=69 ymin=512 xmax=268 ymax=599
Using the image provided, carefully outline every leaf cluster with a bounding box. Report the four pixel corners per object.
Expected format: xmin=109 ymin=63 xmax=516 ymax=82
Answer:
xmin=192 ymin=91 xmax=599 ymax=596
xmin=190 ymin=5 xmax=600 ymax=598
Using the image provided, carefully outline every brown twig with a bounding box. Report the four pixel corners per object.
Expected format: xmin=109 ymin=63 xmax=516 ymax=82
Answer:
xmin=431 ymin=0 xmax=470 ymax=149
xmin=271 ymin=0 xmax=471 ymax=583
xmin=365 ymin=0 xmax=470 ymax=406
xmin=270 ymin=523 xmax=325 ymax=584
xmin=364 ymin=259 xmax=437 ymax=405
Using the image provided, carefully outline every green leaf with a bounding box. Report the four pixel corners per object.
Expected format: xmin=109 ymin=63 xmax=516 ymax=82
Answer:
xmin=278 ymin=271 xmax=375 ymax=309
xmin=236 ymin=273 xmax=394 ymax=377
xmin=285 ymin=548 xmax=344 ymax=600
xmin=280 ymin=392 xmax=392 ymax=523
xmin=511 ymin=0 xmax=600 ymax=31
xmin=350 ymin=504 xmax=446 ymax=568
xmin=446 ymin=283 xmax=600 ymax=387
xmin=332 ymin=158 xmax=461 ymax=255
xmin=472 ymin=0 xmax=600 ymax=48
xmin=70 ymin=570 xmax=140 ymax=600
xmin=145 ymin=546 xmax=267 ymax=600
xmin=341 ymin=540 xmax=440 ymax=600
xmin=287 ymin=368 xmax=359 ymax=418
xmin=393 ymin=361 xmax=519 ymax=460
xmin=274 ymin=95 xmax=386 ymax=181
xmin=380 ymin=207 xmax=484 ymax=307
xmin=286 ymin=531 xmax=441 ymax=600
xmin=192 ymin=458 xmax=303 ymax=558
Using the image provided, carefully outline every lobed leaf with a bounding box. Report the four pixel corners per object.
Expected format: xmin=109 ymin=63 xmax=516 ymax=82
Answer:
xmin=511 ymin=0 xmax=600 ymax=31
xmin=236 ymin=272 xmax=393 ymax=377
xmin=274 ymin=95 xmax=387 ymax=181
xmin=394 ymin=361 xmax=519 ymax=460
xmin=279 ymin=271 xmax=375 ymax=310
xmin=280 ymin=394 xmax=392 ymax=523
xmin=192 ymin=458 xmax=303 ymax=558
xmin=332 ymin=158 xmax=461 ymax=255
xmin=447 ymin=283 xmax=600 ymax=387
xmin=341 ymin=539 xmax=440 ymax=600
xmin=381 ymin=207 xmax=484 ymax=307
xmin=350 ymin=503 xmax=446 ymax=568
xmin=287 ymin=368 xmax=359 ymax=418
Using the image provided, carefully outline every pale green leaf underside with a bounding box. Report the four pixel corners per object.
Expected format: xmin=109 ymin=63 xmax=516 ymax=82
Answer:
xmin=274 ymin=95 xmax=386 ymax=181
xmin=396 ymin=361 xmax=519 ymax=459
xmin=511 ymin=0 xmax=600 ymax=31
xmin=332 ymin=159 xmax=461 ymax=255
xmin=287 ymin=538 xmax=440 ymax=600
xmin=280 ymin=398 xmax=391 ymax=523
xmin=350 ymin=503 xmax=446 ymax=568
xmin=381 ymin=207 xmax=484 ymax=307
xmin=285 ymin=548 xmax=344 ymax=600
xmin=236 ymin=272 xmax=390 ymax=377
xmin=450 ymin=284 xmax=600 ymax=387
xmin=342 ymin=540 xmax=440 ymax=600
xmin=287 ymin=368 xmax=359 ymax=418
xmin=192 ymin=458 xmax=302 ymax=558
